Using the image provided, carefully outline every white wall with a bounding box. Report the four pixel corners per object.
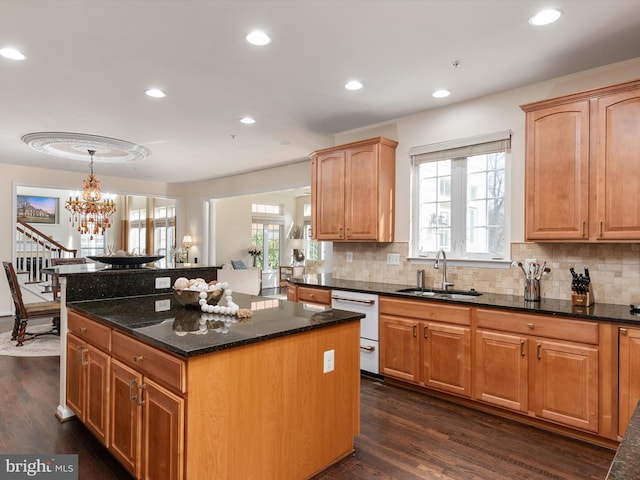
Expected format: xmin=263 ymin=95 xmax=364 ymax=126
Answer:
xmin=213 ymin=192 xmax=300 ymax=267
xmin=335 ymin=57 xmax=640 ymax=245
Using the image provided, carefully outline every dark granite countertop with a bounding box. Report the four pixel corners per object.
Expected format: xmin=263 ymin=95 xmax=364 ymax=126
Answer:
xmin=288 ymin=274 xmax=640 ymax=325
xmin=607 ymin=402 xmax=640 ymax=479
xmin=67 ymin=292 xmax=363 ymax=358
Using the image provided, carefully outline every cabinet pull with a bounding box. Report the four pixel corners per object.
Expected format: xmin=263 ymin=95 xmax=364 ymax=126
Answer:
xmin=80 ymin=347 xmax=88 ymax=366
xmin=137 ymin=383 xmax=146 ymax=406
xmin=581 ymin=221 xmax=586 ymax=237
xmin=620 ymin=328 xmax=628 ymax=336
xmin=360 ymin=345 xmax=376 ymax=352
xmin=79 ymin=326 xmax=87 ymax=333
xmin=133 ymin=355 xmax=144 ymax=363
xmin=536 ymin=343 xmax=542 ymax=360
xmin=413 ymin=325 xmax=417 ymax=337
xmin=599 ymin=221 xmax=603 ymax=237
xmin=520 ymin=340 xmax=525 ymax=357
xmin=128 ymin=379 xmax=138 ymax=402
xmin=526 ymin=322 xmax=534 ymax=329
xmin=424 ymin=326 xmax=428 ymax=339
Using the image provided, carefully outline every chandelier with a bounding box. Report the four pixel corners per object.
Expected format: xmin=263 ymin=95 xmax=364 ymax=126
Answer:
xmin=64 ymin=149 xmax=116 ymax=239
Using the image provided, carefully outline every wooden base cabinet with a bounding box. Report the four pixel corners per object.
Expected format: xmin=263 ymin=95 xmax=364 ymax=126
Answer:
xmin=619 ymin=327 xmax=640 ymax=436
xmin=380 ymin=297 xmax=471 ymax=397
xmin=66 ymin=311 xmax=112 ymax=446
xmin=66 ymin=332 xmax=111 ymax=445
xmin=109 ymin=359 xmax=184 ymax=480
xmin=475 ymin=330 xmax=528 ymax=413
xmin=475 ymin=309 xmax=600 ymax=433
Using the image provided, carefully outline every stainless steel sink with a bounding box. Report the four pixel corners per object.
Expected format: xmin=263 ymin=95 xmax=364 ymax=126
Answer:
xmin=395 ymin=287 xmax=482 ymax=299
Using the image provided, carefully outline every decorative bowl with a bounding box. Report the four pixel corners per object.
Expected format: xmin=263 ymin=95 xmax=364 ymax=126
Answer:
xmin=88 ymin=255 xmax=164 ymax=269
xmin=173 ymin=287 xmax=224 ymax=308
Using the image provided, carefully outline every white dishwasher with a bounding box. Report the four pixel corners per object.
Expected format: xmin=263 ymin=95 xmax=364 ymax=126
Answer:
xmin=331 ymin=290 xmax=380 ymax=375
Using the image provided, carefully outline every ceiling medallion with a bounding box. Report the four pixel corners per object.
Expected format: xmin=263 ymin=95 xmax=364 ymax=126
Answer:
xmin=21 ymin=132 xmax=151 ymax=163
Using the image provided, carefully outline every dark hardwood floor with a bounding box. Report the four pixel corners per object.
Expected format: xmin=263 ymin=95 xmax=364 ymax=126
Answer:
xmin=0 ymin=316 xmax=615 ymax=479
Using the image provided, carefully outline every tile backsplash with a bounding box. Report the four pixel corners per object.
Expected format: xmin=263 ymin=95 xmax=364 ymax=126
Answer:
xmin=332 ymin=242 xmax=640 ymax=306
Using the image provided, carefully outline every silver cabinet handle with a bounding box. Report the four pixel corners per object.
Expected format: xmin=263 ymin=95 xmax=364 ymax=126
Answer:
xmin=331 ymin=296 xmax=375 ymax=305
xmin=360 ymin=345 xmax=375 ymax=352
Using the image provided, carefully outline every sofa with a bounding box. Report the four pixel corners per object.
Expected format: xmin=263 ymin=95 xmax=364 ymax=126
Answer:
xmin=217 ymin=262 xmax=262 ymax=295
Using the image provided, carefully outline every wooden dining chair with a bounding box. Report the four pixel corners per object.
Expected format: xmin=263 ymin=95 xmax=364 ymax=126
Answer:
xmin=2 ymin=261 xmax=61 ymax=347
xmin=50 ymin=257 xmax=87 ymax=299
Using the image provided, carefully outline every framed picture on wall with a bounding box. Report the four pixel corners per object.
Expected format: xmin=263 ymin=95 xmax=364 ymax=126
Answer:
xmin=17 ymin=195 xmax=59 ymax=224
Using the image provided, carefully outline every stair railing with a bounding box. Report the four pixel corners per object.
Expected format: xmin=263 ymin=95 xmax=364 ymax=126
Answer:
xmin=16 ymin=218 xmax=78 ymax=283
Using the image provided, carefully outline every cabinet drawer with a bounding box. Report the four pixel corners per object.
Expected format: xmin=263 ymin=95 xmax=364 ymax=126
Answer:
xmin=68 ymin=310 xmax=111 ymax=351
xmin=476 ymin=308 xmax=598 ymax=344
xmin=111 ymin=331 xmax=186 ymax=393
xmin=380 ymin=297 xmax=470 ymax=325
xmin=297 ymin=286 xmax=331 ymax=306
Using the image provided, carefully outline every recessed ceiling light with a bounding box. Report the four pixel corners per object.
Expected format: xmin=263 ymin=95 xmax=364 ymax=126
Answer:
xmin=145 ymin=88 xmax=166 ymax=98
xmin=432 ymin=89 xmax=451 ymax=98
xmin=246 ymin=31 xmax=271 ymax=46
xmin=345 ymin=80 xmax=363 ymax=91
xmin=529 ymin=8 xmax=563 ymax=26
xmin=240 ymin=117 xmax=256 ymax=124
xmin=0 ymin=47 xmax=26 ymax=60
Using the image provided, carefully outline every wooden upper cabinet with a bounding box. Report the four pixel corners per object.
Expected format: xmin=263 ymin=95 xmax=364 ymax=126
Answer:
xmin=310 ymin=136 xmax=398 ymax=242
xmin=523 ymin=100 xmax=590 ymax=240
xmin=594 ymin=89 xmax=640 ymax=240
xmin=521 ymin=78 xmax=640 ymax=242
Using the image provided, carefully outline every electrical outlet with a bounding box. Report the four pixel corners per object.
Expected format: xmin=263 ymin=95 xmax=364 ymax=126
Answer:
xmin=155 ymin=277 xmax=171 ymax=289
xmin=155 ymin=299 xmax=171 ymax=312
xmin=387 ymin=253 xmax=400 ymax=265
xmin=323 ymin=349 xmax=335 ymax=373
xmin=524 ymin=258 xmax=537 ymax=274
xmin=346 ymin=252 xmax=353 ymax=263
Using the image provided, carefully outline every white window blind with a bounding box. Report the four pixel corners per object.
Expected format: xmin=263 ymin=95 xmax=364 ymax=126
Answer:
xmin=410 ymin=130 xmax=511 ymax=164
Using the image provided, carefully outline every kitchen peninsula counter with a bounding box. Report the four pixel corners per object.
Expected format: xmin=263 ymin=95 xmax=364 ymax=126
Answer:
xmin=65 ymin=293 xmax=363 ymax=480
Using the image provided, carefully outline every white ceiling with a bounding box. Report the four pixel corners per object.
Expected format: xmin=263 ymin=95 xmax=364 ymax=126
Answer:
xmin=2 ymin=0 xmax=640 ymax=184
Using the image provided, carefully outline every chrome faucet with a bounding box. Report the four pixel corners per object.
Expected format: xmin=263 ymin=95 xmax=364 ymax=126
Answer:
xmin=434 ymin=249 xmax=454 ymax=290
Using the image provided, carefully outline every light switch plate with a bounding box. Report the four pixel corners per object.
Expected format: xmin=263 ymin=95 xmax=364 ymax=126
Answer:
xmin=346 ymin=252 xmax=353 ymax=263
xmin=323 ymin=349 xmax=335 ymax=373
xmin=155 ymin=277 xmax=171 ymax=289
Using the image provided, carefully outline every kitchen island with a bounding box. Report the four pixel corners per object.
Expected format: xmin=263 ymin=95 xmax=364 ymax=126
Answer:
xmin=66 ymin=292 xmax=362 ymax=480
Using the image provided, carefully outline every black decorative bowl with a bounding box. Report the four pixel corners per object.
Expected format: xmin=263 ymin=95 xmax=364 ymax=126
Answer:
xmin=88 ymin=255 xmax=164 ymax=269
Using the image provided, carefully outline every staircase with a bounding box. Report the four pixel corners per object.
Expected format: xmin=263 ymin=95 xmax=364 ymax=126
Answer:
xmin=15 ymin=218 xmax=78 ymax=286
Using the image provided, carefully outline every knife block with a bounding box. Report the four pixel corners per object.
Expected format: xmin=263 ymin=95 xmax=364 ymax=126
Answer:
xmin=571 ymin=292 xmax=594 ymax=306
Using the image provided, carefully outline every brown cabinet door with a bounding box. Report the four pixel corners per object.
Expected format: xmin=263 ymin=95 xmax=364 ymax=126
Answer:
xmin=85 ymin=344 xmax=110 ymax=446
xmin=313 ymin=150 xmax=346 ymax=240
xmin=380 ymin=315 xmax=419 ymax=383
xmin=66 ymin=333 xmax=86 ymax=420
xmin=474 ymin=330 xmax=528 ymax=413
xmin=421 ymin=322 xmax=471 ymax=397
xmin=524 ymin=100 xmax=590 ymax=241
xmin=142 ymin=378 xmax=184 ymax=480
xmin=532 ymin=339 xmax=598 ymax=432
xmin=619 ymin=327 xmax=640 ymax=436
xmin=345 ymin=143 xmax=378 ymax=240
xmin=110 ymin=359 xmax=143 ymax=479
xmin=594 ymin=89 xmax=640 ymax=240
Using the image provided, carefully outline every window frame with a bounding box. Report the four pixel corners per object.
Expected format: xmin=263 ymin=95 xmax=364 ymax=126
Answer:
xmin=409 ymin=131 xmax=511 ymax=265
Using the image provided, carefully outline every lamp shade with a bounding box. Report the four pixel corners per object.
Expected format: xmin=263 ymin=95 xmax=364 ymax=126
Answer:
xmin=182 ymin=235 xmax=193 ymax=247
xmin=289 ymin=238 xmax=304 ymax=249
